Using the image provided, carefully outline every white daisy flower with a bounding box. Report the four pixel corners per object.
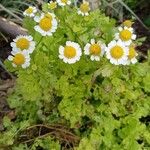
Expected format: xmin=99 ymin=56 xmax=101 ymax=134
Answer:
xmin=123 ymin=20 xmax=133 ymax=28
xmin=84 ymin=39 xmax=105 ymax=61
xmin=48 ymin=1 xmax=57 ymax=10
xmin=10 ymin=35 xmax=35 ymax=54
xmin=8 ymin=51 xmax=30 ymax=68
xmin=115 ymin=26 xmax=136 ymax=46
xmin=59 ymin=41 xmax=82 ymax=64
xmin=23 ymin=6 xmax=37 ymax=17
xmin=105 ymin=40 xmax=129 ymax=65
xmin=126 ymin=46 xmax=138 ymax=65
xmin=78 ymin=1 xmax=90 ymax=16
xmin=56 ymin=0 xmax=71 ymax=6
xmin=34 ymin=12 xmax=58 ymax=36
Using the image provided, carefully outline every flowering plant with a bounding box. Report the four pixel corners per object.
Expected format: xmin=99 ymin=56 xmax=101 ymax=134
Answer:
xmin=2 ymin=0 xmax=150 ymax=149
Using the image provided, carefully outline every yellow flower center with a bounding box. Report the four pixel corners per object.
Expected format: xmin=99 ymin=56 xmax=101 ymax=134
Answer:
xmin=16 ymin=38 xmax=30 ymax=50
xmin=39 ymin=17 xmax=52 ymax=31
xmin=25 ymin=7 xmax=33 ymax=14
xmin=13 ymin=53 xmax=25 ymax=65
xmin=110 ymin=46 xmax=124 ymax=59
xmin=61 ymin=0 xmax=68 ymax=4
xmin=119 ymin=29 xmax=132 ymax=41
xmin=48 ymin=2 xmax=57 ymax=9
xmin=80 ymin=3 xmax=90 ymax=13
xmin=90 ymin=44 xmax=101 ymax=55
xmin=128 ymin=47 xmax=136 ymax=59
xmin=64 ymin=46 xmax=76 ymax=58
xmin=123 ymin=20 xmax=133 ymax=28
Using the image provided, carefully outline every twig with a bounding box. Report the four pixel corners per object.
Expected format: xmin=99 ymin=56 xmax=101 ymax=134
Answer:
xmin=36 ymin=0 xmax=44 ymax=5
xmin=0 ymin=17 xmax=27 ymax=38
xmin=137 ymin=51 xmax=148 ymax=59
xmin=21 ymin=132 xmax=54 ymax=144
xmin=87 ymin=0 xmax=100 ymax=10
xmin=0 ymin=4 xmax=22 ymax=21
xmin=0 ymin=32 xmax=8 ymax=42
xmin=119 ymin=0 xmax=150 ymax=31
xmin=26 ymin=124 xmax=78 ymax=139
xmin=38 ymin=126 xmax=42 ymax=136
xmin=103 ymin=0 xmax=123 ymax=21
xmin=105 ymin=0 xmax=150 ymax=31
xmin=91 ymin=68 xmax=102 ymax=85
xmin=21 ymin=124 xmax=80 ymax=146
xmin=0 ymin=60 xmax=15 ymax=79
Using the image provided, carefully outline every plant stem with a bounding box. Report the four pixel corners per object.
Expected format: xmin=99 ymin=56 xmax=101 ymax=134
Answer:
xmin=0 ymin=60 xmax=15 ymax=79
xmin=105 ymin=0 xmax=150 ymax=30
xmin=119 ymin=0 xmax=149 ymax=31
xmin=36 ymin=36 xmax=44 ymax=49
xmin=0 ymin=4 xmax=22 ymax=21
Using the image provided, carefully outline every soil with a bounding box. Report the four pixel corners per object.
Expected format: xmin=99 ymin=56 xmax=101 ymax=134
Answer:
xmin=0 ymin=37 xmax=14 ymax=131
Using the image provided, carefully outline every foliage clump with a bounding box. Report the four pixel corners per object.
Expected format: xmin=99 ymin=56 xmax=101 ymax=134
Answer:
xmin=1 ymin=1 xmax=150 ymax=149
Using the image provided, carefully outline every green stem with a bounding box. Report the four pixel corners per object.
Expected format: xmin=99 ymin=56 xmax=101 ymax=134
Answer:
xmin=60 ymin=7 xmax=84 ymax=47
xmin=0 ymin=59 xmax=15 ymax=79
xmin=66 ymin=23 xmax=83 ymax=47
xmin=36 ymin=36 xmax=44 ymax=49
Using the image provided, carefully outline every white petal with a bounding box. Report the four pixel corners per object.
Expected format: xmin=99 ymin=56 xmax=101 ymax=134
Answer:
xmin=68 ymin=59 xmax=76 ymax=64
xmin=132 ymin=34 xmax=136 ymax=40
xmin=59 ymin=54 xmax=64 ymax=59
xmin=90 ymin=55 xmax=95 ymax=61
xmin=85 ymin=13 xmax=89 ymax=16
xmin=67 ymin=1 xmax=71 ymax=5
xmin=78 ymin=11 xmax=82 ymax=15
xmin=128 ymin=27 xmax=133 ymax=32
xmin=66 ymin=41 xmax=72 ymax=46
xmin=95 ymin=56 xmax=100 ymax=61
xmin=22 ymin=64 xmax=28 ymax=68
xmin=12 ymin=63 xmax=17 ymax=67
xmin=34 ymin=16 xmax=40 ymax=22
xmin=10 ymin=42 xmax=16 ymax=47
xmin=59 ymin=46 xmax=64 ymax=55
xmin=91 ymin=39 xmax=95 ymax=44
xmin=131 ymin=58 xmax=137 ymax=64
xmin=27 ymin=35 xmax=33 ymax=41
xmin=124 ymin=40 xmax=132 ymax=46
xmin=115 ymin=33 xmax=119 ymax=40
xmin=118 ymin=27 xmax=123 ymax=31
xmin=8 ymin=56 xmax=13 ymax=61
xmin=108 ymin=40 xmax=116 ymax=48
xmin=63 ymin=58 xmax=68 ymax=63
xmin=11 ymin=51 xmax=18 ymax=55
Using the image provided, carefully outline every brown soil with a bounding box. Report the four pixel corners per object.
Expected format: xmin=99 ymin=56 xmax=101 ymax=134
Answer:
xmin=0 ymin=37 xmax=14 ymax=131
